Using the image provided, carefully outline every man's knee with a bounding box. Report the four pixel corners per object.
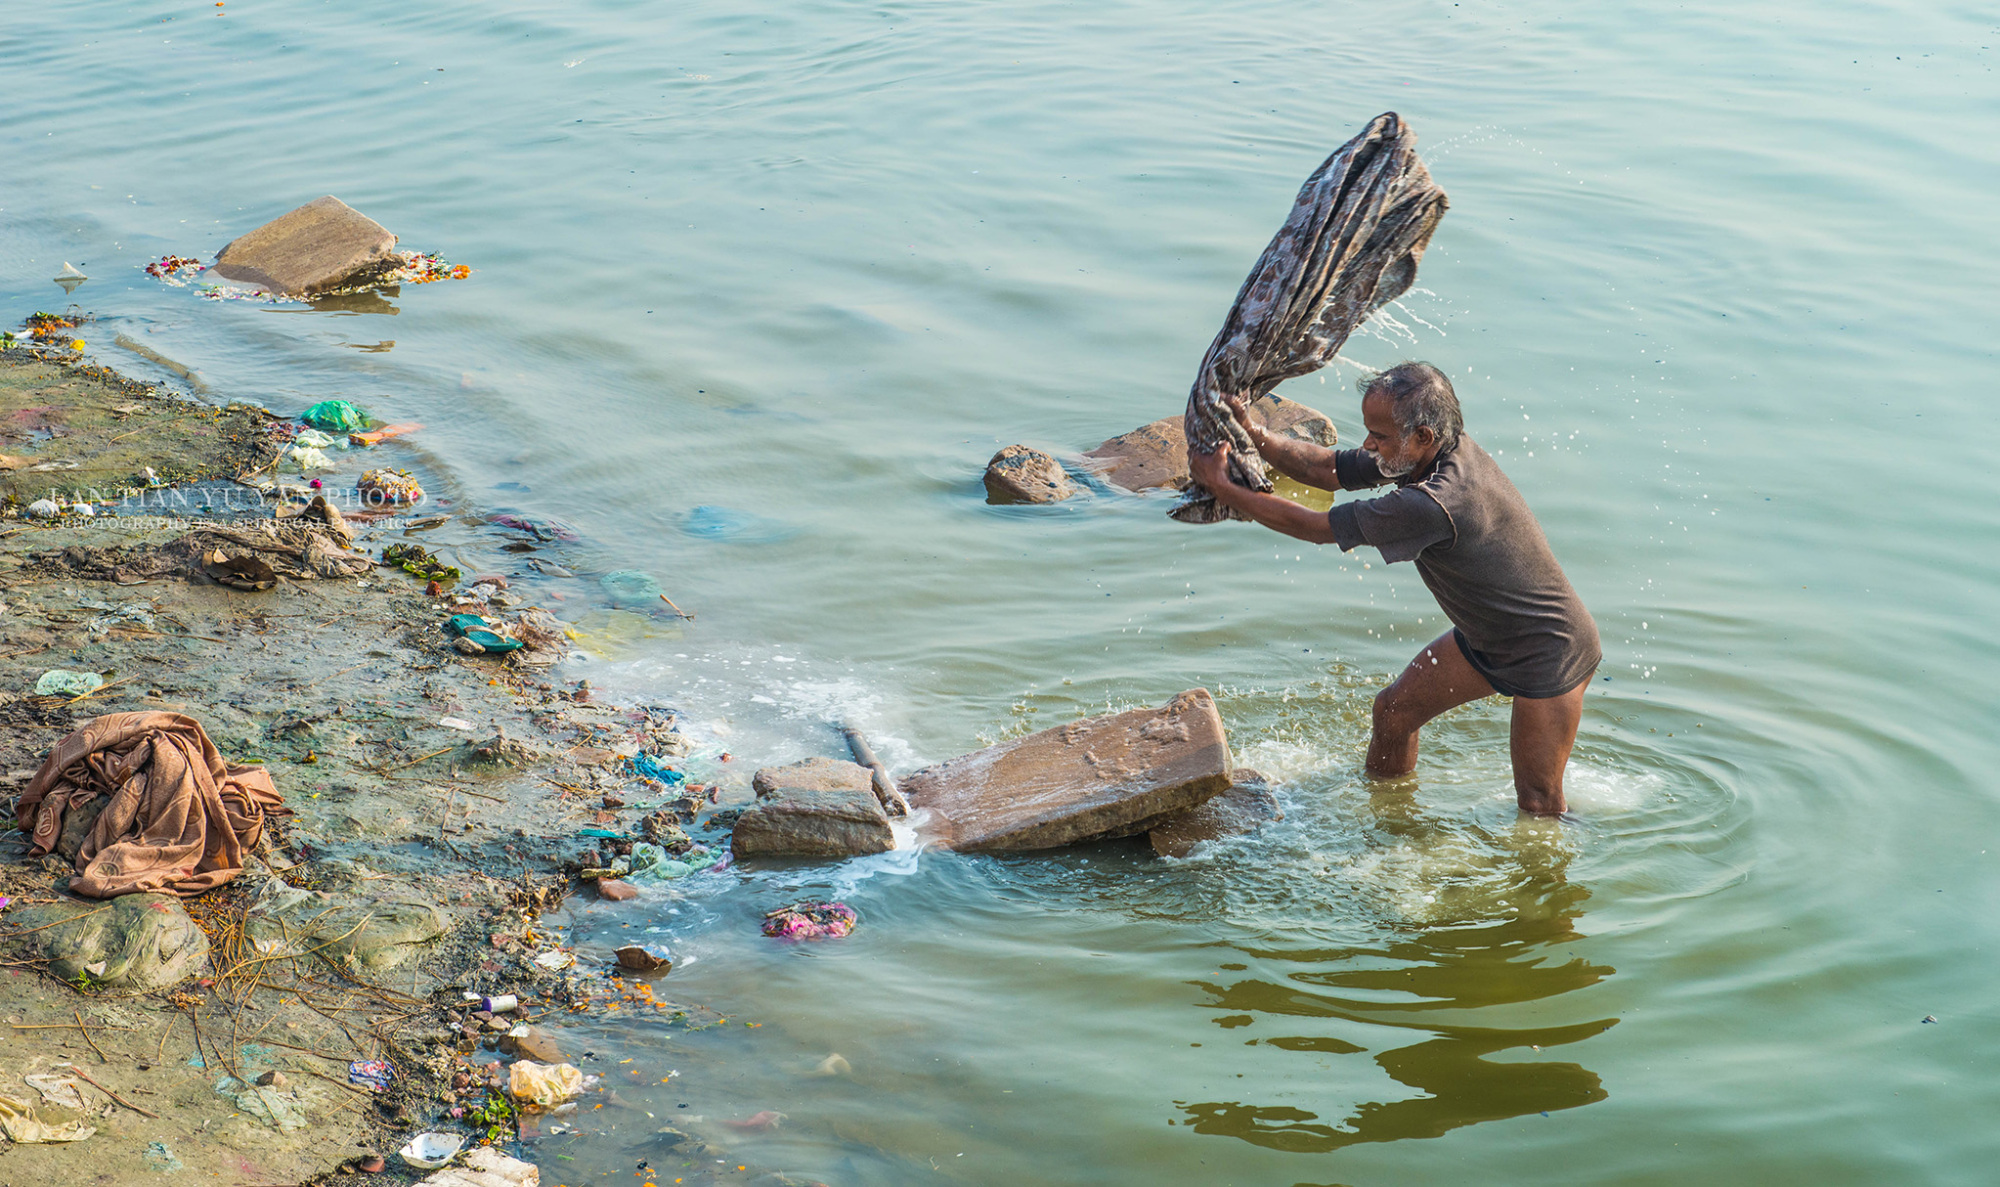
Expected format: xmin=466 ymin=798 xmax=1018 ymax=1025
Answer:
xmin=1372 ymin=686 xmax=1415 ymax=736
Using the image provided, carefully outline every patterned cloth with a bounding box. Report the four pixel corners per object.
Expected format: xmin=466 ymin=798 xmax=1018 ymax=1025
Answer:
xmin=1174 ymin=112 xmax=1449 ymax=523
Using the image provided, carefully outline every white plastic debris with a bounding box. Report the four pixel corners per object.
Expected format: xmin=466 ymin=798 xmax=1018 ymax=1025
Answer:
xmin=414 ymin=1146 xmax=538 ymax=1187
xmin=398 ymin=1131 xmax=466 ymax=1170
xmin=27 ymin=499 xmax=60 ymax=519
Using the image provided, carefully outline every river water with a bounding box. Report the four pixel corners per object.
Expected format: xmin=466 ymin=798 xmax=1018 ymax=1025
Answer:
xmin=6 ymin=2 xmax=1998 ymax=1183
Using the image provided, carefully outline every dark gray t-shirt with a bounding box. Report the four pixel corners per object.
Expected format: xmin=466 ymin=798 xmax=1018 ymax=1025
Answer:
xmin=1327 ymin=436 xmax=1600 ymax=697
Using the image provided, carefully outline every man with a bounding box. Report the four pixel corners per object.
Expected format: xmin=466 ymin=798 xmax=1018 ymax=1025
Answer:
xmin=1186 ymin=361 xmax=1599 ymax=815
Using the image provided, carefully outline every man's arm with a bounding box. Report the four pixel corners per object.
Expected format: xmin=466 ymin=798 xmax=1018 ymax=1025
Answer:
xmin=1225 ymin=395 xmax=1344 ymax=491
xmin=1189 ymin=442 xmax=1338 ymax=544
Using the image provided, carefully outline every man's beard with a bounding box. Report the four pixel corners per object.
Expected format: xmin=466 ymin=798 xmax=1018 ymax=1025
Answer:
xmin=1371 ymin=448 xmax=1416 ymax=478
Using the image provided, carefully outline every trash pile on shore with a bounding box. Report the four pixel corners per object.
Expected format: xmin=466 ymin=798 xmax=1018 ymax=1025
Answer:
xmin=0 ymin=194 xmax=1289 ymax=1185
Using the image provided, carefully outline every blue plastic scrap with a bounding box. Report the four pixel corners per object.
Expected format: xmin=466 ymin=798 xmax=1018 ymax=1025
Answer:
xmin=630 ymin=753 xmax=685 ymax=785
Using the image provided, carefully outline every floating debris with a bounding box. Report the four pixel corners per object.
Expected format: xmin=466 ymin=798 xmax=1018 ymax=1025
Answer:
xmin=761 ymin=901 xmax=858 ymax=941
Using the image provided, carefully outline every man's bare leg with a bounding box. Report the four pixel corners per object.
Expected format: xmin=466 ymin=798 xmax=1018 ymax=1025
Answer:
xmin=1509 ymin=679 xmax=1588 ymax=815
xmin=1367 ymin=631 xmax=1496 ymax=777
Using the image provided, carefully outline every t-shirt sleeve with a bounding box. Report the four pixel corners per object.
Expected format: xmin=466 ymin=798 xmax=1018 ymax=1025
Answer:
xmin=1333 ymin=449 xmax=1391 ymax=490
xmin=1326 ymin=488 xmax=1454 ymax=563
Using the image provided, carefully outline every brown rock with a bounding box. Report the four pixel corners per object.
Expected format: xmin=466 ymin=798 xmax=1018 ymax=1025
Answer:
xmin=597 ymin=879 xmax=638 ymax=902
xmin=1081 ymin=395 xmax=1337 ymax=492
xmin=751 ymin=757 xmax=875 ymax=799
xmin=983 ymin=445 xmax=1078 ymax=504
xmin=1148 ymin=769 xmax=1283 ymax=858
xmin=731 ymin=788 xmax=894 ymax=859
xmin=500 ymin=1025 xmax=564 ymax=1064
xmin=904 ymin=689 xmax=1232 ymax=851
xmin=255 ymin=1070 xmax=289 ymax=1088
xmin=212 ymin=196 xmax=400 ymax=297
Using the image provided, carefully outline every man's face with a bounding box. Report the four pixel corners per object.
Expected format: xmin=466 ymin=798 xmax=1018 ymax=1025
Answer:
xmin=1361 ymin=390 xmax=1429 ymax=477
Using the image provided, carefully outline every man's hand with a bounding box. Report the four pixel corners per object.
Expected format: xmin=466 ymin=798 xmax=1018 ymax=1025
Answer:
xmin=1188 ymin=440 xmax=1240 ymax=492
xmin=1224 ymin=395 xmax=1268 ymax=449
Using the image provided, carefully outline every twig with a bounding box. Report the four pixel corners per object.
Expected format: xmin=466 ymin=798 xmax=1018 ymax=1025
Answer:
xmin=658 ymin=593 xmax=694 ymax=620
xmin=305 ymin=661 xmax=373 ymax=688
xmin=0 ymin=904 xmax=113 ymax=937
xmin=65 ymin=674 xmax=139 ymax=705
xmin=8 ymin=1022 xmax=142 ymax=1032
xmin=373 ymin=746 xmax=454 ymax=774
xmin=66 ymin=1066 xmax=159 ymax=1118
xmin=73 ymin=1009 xmax=107 ymax=1063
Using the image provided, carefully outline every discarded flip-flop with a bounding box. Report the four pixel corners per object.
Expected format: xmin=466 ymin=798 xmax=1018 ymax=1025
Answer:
xmin=444 ymin=613 xmax=524 ymax=655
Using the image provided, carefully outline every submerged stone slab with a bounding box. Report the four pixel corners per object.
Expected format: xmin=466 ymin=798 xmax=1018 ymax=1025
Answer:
xmin=213 ymin=196 xmax=399 ymax=297
xmin=904 ymin=689 xmax=1232 ymax=851
xmin=984 ymin=445 xmax=1079 ymax=504
xmin=732 ymin=787 xmax=894 ymax=859
xmin=1081 ymin=395 xmax=1337 ymax=492
xmin=4 ymin=892 xmax=209 ymax=992
xmin=751 ymin=757 xmax=875 ymax=798
xmin=1148 ymin=768 xmax=1283 ymax=858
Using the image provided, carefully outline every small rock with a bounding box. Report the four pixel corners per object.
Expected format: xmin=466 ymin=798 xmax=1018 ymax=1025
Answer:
xmin=500 ymin=1025 xmax=564 ymax=1063
xmin=983 ymin=444 xmax=1078 ymax=504
xmin=601 ymin=795 xmax=625 ymax=809
xmin=751 ymin=757 xmax=874 ymax=799
xmin=255 ymin=1070 xmax=289 ymax=1089
xmin=483 ymin=1017 xmax=512 ymax=1033
xmin=731 ymin=788 xmax=893 ymax=859
xmin=597 ymin=879 xmax=638 ymax=902
xmin=357 ymin=1153 xmax=386 ymax=1173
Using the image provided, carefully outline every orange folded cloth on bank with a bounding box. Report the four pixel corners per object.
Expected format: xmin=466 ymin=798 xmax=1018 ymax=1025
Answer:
xmin=15 ymin=712 xmax=289 ymax=899
xmin=349 ymin=422 xmax=422 ymax=446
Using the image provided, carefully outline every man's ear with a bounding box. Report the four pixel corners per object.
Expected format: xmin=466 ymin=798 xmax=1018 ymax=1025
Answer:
xmin=1412 ymin=425 xmax=1437 ymax=449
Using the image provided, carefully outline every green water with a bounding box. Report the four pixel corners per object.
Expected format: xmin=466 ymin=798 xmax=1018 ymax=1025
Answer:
xmin=5 ymin=1 xmax=1998 ymax=1182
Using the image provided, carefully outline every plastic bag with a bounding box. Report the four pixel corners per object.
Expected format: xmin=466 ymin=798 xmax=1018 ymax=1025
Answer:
xmin=0 ymin=1092 xmax=94 ymax=1143
xmin=34 ymin=670 xmax=103 ymax=697
xmin=507 ymin=1060 xmax=584 ymax=1110
xmin=625 ymin=841 xmax=710 ymax=884
xmin=300 ymin=400 xmax=367 ymax=432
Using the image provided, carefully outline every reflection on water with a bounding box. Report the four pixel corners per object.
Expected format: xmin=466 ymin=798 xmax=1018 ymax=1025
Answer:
xmin=1178 ymin=809 xmax=1616 ymax=1153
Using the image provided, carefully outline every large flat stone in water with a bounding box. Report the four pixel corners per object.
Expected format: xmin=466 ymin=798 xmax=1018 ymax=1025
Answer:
xmin=1081 ymin=395 xmax=1337 ymax=492
xmin=905 ymin=689 xmax=1232 ymax=851
xmin=213 ymin=196 xmax=398 ymax=297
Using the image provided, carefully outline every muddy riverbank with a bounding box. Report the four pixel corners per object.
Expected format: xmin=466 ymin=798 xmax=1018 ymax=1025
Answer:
xmin=0 ymin=343 xmax=795 ymax=1186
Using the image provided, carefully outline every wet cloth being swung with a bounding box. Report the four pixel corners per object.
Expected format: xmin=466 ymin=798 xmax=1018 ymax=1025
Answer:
xmin=1173 ymin=111 xmax=1449 ymax=524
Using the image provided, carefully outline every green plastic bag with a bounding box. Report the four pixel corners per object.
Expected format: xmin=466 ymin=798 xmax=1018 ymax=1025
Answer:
xmin=34 ymin=670 xmax=103 ymax=697
xmin=300 ymin=400 xmax=367 ymax=432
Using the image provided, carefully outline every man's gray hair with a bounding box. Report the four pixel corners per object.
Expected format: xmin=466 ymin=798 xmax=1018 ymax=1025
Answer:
xmin=1357 ymin=361 xmax=1462 ymax=452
